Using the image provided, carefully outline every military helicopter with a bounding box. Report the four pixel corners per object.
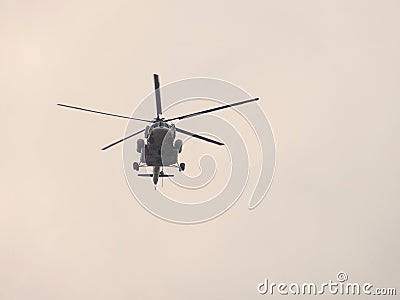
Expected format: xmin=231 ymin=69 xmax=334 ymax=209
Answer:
xmin=58 ymin=74 xmax=258 ymax=186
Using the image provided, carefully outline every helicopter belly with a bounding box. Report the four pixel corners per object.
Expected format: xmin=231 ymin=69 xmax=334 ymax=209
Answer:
xmin=144 ymin=147 xmax=178 ymax=166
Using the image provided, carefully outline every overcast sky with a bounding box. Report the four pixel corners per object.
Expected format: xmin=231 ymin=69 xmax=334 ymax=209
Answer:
xmin=1 ymin=0 xmax=399 ymax=299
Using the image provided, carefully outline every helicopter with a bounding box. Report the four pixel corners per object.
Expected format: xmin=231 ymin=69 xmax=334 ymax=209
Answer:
xmin=58 ymin=74 xmax=259 ymax=187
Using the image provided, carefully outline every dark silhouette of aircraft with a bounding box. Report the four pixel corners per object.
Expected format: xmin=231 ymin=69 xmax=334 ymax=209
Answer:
xmin=58 ymin=74 xmax=258 ymax=187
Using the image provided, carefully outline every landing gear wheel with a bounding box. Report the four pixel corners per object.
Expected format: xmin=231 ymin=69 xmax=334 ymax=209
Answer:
xmin=179 ymin=162 xmax=185 ymax=172
xmin=133 ymin=162 xmax=139 ymax=171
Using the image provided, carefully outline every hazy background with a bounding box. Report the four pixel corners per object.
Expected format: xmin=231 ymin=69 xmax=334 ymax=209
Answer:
xmin=1 ymin=0 xmax=399 ymax=299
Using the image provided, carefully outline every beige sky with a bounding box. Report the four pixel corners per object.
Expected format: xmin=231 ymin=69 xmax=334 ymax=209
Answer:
xmin=1 ymin=0 xmax=399 ymax=299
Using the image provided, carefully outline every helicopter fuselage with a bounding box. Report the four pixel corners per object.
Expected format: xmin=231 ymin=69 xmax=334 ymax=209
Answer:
xmin=139 ymin=121 xmax=181 ymax=167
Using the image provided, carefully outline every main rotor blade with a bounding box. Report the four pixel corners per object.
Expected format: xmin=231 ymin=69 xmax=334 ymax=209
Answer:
xmin=176 ymin=127 xmax=224 ymax=146
xmin=165 ymin=97 xmax=259 ymax=122
xmin=153 ymin=74 xmax=162 ymax=118
xmin=57 ymin=103 xmax=153 ymax=123
xmin=101 ymin=129 xmax=145 ymax=150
